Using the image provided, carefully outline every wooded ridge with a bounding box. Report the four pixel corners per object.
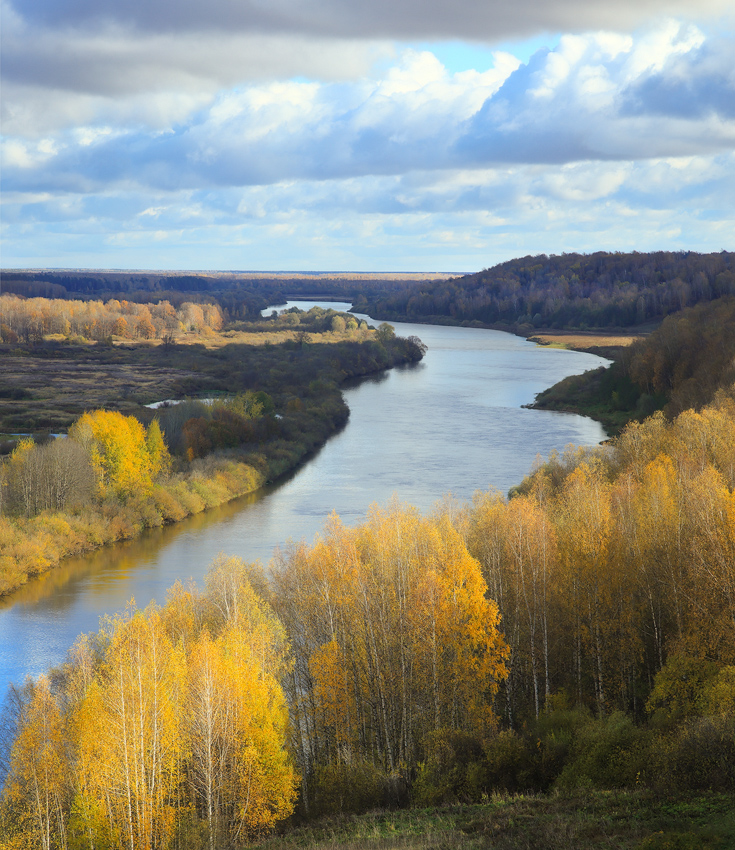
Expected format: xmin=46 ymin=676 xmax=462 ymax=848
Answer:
xmin=357 ymin=250 xmax=735 ymax=333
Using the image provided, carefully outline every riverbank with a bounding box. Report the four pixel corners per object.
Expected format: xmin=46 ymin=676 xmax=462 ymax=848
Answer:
xmin=0 ymin=311 xmax=427 ymax=597
xmin=355 ymin=309 xmax=643 ymax=435
xmin=1 ymin=389 xmax=349 ymax=597
xmin=526 ymin=328 xmax=645 ymax=358
xmin=0 ymin=388 xmax=349 ymax=596
xmin=355 ymin=305 xmax=647 ymax=356
xmin=0 ymin=454 xmax=266 ymax=595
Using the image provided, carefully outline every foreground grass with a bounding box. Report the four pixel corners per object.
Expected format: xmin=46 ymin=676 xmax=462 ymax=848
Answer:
xmin=252 ymin=791 xmax=735 ymax=850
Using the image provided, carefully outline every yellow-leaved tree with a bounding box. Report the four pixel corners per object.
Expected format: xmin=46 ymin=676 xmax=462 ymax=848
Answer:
xmin=1 ymin=561 xmax=298 ymax=850
xmin=271 ymin=501 xmax=508 ymax=811
xmin=69 ymin=410 xmax=170 ymax=499
xmin=2 ymin=677 xmax=70 ymax=850
xmin=74 ymin=605 xmax=187 ymax=850
xmin=186 ymin=570 xmax=298 ymax=845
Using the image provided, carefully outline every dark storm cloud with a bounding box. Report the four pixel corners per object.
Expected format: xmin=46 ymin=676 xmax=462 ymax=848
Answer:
xmin=10 ymin=0 xmax=729 ymax=39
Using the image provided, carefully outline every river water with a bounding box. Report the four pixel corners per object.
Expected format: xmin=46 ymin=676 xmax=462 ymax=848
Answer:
xmin=0 ymin=305 xmax=608 ymax=691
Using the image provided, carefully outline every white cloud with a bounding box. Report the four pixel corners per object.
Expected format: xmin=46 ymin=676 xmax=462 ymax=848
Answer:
xmin=3 ymin=0 xmax=732 ymax=137
xmin=540 ymin=164 xmax=631 ymax=201
xmin=1 ymin=138 xmax=59 ymax=168
xmin=2 ymin=0 xmax=733 ymax=271
xmin=4 ymin=22 xmax=733 ymax=200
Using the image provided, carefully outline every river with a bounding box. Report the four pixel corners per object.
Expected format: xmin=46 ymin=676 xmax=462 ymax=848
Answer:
xmin=0 ymin=305 xmax=609 ymax=691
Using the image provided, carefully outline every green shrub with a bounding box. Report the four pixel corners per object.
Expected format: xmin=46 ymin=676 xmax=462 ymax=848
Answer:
xmin=413 ymin=729 xmax=487 ymax=805
xmin=664 ymin=718 xmax=735 ymax=791
xmin=483 ymin=730 xmax=533 ymax=794
xmin=703 ymin=666 xmax=735 ymax=719
xmin=529 ymin=707 xmax=593 ymax=790
xmin=647 ymin=654 xmax=720 ymax=727
xmin=555 ymin=712 xmax=651 ymax=789
xmin=167 ymin=479 xmax=205 ymax=515
xmin=309 ymin=761 xmax=387 ymax=816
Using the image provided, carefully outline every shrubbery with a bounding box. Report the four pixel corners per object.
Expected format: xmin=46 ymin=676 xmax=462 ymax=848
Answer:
xmin=309 ymin=761 xmax=389 ymax=816
xmin=0 ymin=450 xmax=266 ymax=594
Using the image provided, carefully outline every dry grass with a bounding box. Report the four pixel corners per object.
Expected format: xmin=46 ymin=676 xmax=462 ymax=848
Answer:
xmin=0 ymin=318 xmax=378 ymax=431
xmin=528 ymin=331 xmax=645 ymax=351
xmin=0 ymin=353 xmax=196 ymax=430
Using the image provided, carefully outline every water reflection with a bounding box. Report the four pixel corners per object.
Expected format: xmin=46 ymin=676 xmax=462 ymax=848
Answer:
xmin=0 ymin=491 xmax=268 ymax=612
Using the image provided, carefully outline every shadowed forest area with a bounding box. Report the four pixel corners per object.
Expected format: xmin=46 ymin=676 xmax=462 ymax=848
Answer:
xmin=356 ymin=250 xmax=735 ymax=333
xmin=530 ymin=295 xmax=735 ymax=433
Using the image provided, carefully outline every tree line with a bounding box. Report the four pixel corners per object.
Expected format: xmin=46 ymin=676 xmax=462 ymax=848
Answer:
xmin=0 ymin=271 xmax=429 ymax=324
xmin=0 ymin=295 xmax=225 ymax=345
xmin=5 ymin=253 xmax=733 ymax=334
xmin=356 ymin=251 xmax=735 ymax=331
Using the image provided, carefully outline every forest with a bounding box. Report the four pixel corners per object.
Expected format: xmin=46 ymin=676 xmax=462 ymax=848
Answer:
xmin=4 ymin=252 xmax=733 ymax=337
xmin=531 ymin=295 xmax=735 ymax=433
xmin=357 ymin=250 xmax=735 ymax=332
xmin=0 ymin=271 xmax=446 ymax=325
xmin=1 ymin=383 xmax=734 ymax=848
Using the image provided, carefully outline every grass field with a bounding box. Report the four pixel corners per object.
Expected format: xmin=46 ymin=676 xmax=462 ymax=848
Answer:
xmin=527 ymin=330 xmax=645 ymax=357
xmin=251 ymin=791 xmax=735 ymax=850
xmin=0 ymin=319 xmax=374 ymax=433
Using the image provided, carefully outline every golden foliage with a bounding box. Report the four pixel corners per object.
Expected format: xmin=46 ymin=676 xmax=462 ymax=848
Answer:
xmin=1 ymin=561 xmax=297 ymax=848
xmin=272 ymin=501 xmax=509 ymax=793
xmin=70 ymin=410 xmax=155 ymax=499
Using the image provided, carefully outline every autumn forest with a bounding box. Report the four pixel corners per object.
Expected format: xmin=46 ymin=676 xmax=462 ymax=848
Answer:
xmin=1 ymin=253 xmax=734 ymax=849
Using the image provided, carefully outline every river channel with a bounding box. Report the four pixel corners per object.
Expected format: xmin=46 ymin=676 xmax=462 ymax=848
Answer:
xmin=0 ymin=305 xmax=609 ymax=691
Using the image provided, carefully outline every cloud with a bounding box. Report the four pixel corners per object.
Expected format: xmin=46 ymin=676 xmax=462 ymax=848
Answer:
xmin=456 ymin=22 xmax=735 ymax=165
xmin=10 ymin=0 xmax=732 ymax=40
xmin=2 ymin=0 xmax=731 ymax=132
xmin=621 ymin=37 xmax=735 ymax=119
xmin=3 ymin=24 xmax=734 ymax=199
xmin=2 ymin=0 xmax=733 ymax=272
xmin=3 ymin=154 xmax=733 ymax=270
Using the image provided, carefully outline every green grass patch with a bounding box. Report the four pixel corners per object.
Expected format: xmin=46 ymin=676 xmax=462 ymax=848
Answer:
xmin=249 ymin=791 xmax=735 ymax=850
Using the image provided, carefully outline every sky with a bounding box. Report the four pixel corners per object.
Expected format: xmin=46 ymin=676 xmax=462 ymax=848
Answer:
xmin=1 ymin=0 xmax=734 ymax=272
